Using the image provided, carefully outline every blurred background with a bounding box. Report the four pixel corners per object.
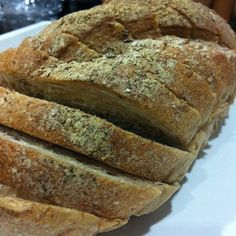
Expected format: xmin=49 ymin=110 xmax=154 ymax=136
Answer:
xmin=0 ymin=0 xmax=102 ymax=34
xmin=0 ymin=0 xmax=236 ymax=34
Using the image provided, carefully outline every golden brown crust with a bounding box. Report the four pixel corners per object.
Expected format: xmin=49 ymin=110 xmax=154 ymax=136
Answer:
xmin=0 ymin=184 xmax=127 ymax=236
xmin=88 ymin=0 xmax=236 ymax=49
xmin=159 ymin=38 xmax=236 ymax=108
xmin=0 ymin=126 xmax=179 ymax=219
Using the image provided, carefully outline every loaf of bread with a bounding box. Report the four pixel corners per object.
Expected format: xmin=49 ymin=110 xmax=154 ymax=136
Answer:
xmin=0 ymin=0 xmax=235 ymax=235
xmin=0 ymin=183 xmax=127 ymax=236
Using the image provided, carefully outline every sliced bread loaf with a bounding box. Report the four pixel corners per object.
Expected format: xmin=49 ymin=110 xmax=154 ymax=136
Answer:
xmin=0 ymin=125 xmax=179 ymax=219
xmin=0 ymin=87 xmax=195 ymax=183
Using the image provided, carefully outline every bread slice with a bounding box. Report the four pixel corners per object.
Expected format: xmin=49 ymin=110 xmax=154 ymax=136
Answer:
xmin=0 ymin=125 xmax=179 ymax=219
xmin=0 ymin=87 xmax=195 ymax=183
xmin=0 ymin=183 xmax=127 ymax=236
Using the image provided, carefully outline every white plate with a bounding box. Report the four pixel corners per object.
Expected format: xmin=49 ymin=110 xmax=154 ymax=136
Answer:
xmin=0 ymin=22 xmax=236 ymax=236
xmin=0 ymin=21 xmax=51 ymax=51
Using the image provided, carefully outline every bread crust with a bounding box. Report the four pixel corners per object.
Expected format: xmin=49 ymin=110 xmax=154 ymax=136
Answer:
xmin=112 ymin=0 xmax=235 ymax=48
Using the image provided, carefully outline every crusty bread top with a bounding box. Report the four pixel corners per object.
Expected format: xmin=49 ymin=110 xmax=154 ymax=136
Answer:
xmin=42 ymin=0 xmax=236 ymax=50
xmin=0 ymin=0 xmax=235 ymax=149
xmin=0 ymin=0 xmax=235 ymax=78
xmin=1 ymin=0 xmax=235 ymax=69
xmin=111 ymin=0 xmax=234 ymax=47
xmin=0 ymin=183 xmax=127 ymax=236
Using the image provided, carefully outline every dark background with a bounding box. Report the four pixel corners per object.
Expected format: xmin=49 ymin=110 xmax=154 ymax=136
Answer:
xmin=0 ymin=0 xmax=102 ymax=34
xmin=60 ymin=0 xmax=102 ymax=15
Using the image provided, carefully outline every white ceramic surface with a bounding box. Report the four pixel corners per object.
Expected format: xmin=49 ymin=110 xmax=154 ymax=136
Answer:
xmin=0 ymin=21 xmax=51 ymax=51
xmin=0 ymin=22 xmax=235 ymax=236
